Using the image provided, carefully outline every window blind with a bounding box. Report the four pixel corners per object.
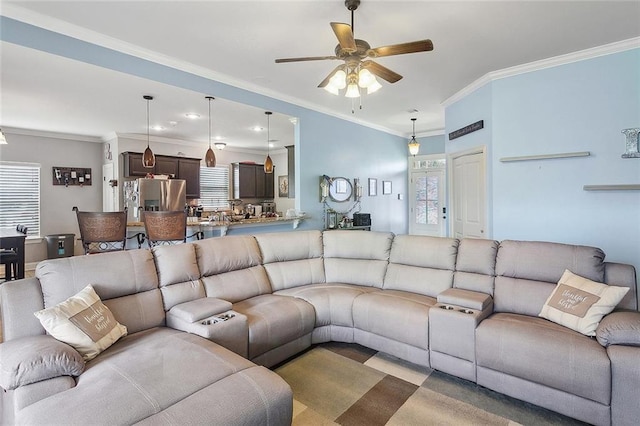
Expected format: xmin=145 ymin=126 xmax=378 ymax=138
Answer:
xmin=199 ymin=166 xmax=230 ymax=210
xmin=0 ymin=162 xmax=41 ymax=237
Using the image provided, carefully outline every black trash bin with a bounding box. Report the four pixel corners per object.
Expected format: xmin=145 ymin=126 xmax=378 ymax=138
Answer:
xmin=45 ymin=234 xmax=76 ymax=259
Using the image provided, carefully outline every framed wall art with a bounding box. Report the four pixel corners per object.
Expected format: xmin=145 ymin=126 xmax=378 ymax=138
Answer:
xmin=383 ymin=180 xmax=392 ymax=195
xmin=278 ymin=175 xmax=289 ymax=198
xmin=368 ymin=178 xmax=377 ymax=196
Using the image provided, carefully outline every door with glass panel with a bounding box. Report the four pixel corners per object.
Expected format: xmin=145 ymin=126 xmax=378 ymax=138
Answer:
xmin=409 ymin=157 xmax=446 ymax=236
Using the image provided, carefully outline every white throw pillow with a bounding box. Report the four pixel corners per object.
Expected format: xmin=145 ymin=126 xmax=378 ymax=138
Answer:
xmin=34 ymin=285 xmax=127 ymax=361
xmin=539 ymin=269 xmax=629 ymax=336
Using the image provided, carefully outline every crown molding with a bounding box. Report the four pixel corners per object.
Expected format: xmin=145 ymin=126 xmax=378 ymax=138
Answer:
xmin=1 ymin=4 xmax=402 ymax=138
xmin=114 ymin=133 xmax=286 ymax=155
xmin=1 ymin=126 xmax=103 ymax=143
xmin=442 ymin=37 xmax=640 ymax=108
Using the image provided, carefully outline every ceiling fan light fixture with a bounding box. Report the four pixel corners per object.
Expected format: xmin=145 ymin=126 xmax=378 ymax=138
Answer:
xmin=357 ymin=68 xmax=375 ymax=88
xmin=331 ymin=70 xmax=347 ymax=89
xmin=214 ymin=142 xmax=226 ymax=150
xmin=345 ymin=82 xmax=360 ymax=98
xmin=324 ymin=84 xmax=340 ymax=96
xmin=142 ymin=95 xmax=156 ymax=169
xmin=408 ymin=117 xmax=420 ymax=156
xmin=366 ymin=79 xmax=382 ymax=94
xmin=205 ymin=96 xmax=216 ymax=168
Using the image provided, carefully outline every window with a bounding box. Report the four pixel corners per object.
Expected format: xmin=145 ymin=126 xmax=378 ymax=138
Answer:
xmin=0 ymin=162 xmax=41 ymax=237
xmin=199 ymin=166 xmax=229 ymax=210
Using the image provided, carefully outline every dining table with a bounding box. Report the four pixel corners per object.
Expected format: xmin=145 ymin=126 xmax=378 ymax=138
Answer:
xmin=0 ymin=228 xmax=27 ymax=280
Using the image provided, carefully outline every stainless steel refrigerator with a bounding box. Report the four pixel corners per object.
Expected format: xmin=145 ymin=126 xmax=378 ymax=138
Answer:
xmin=123 ymin=179 xmax=186 ymax=222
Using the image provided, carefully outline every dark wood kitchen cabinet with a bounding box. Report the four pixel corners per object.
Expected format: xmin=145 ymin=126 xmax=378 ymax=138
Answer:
xmin=233 ymin=163 xmax=274 ymax=199
xmin=178 ymin=158 xmax=200 ymax=199
xmin=123 ymin=152 xmax=201 ymax=199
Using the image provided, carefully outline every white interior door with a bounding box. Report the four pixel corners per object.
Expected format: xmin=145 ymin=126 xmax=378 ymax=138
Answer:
xmin=409 ymin=157 xmax=446 ymax=237
xmin=102 ymin=163 xmax=116 ymax=212
xmin=451 ymin=151 xmax=486 ymax=239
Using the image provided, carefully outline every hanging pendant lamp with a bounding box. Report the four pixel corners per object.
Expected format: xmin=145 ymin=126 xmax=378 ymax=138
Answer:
xmin=264 ymin=111 xmax=274 ymax=174
xmin=205 ymin=96 xmax=216 ymax=167
xmin=142 ymin=95 xmax=156 ymax=168
xmin=408 ymin=117 xmax=420 ymax=156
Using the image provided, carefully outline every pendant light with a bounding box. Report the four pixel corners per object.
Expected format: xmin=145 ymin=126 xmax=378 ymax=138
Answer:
xmin=205 ymin=96 xmax=216 ymax=167
xmin=264 ymin=111 xmax=274 ymax=174
xmin=408 ymin=117 xmax=420 ymax=156
xmin=142 ymin=95 xmax=156 ymax=168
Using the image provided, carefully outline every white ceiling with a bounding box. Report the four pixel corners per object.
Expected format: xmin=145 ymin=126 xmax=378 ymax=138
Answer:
xmin=1 ymin=1 xmax=639 ymax=150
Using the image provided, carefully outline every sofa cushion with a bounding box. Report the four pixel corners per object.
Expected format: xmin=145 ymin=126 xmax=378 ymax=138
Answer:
xmin=202 ymin=266 xmax=272 ymax=303
xmin=539 ymin=269 xmax=629 ymax=336
xmin=255 ymin=230 xmax=323 ymax=263
xmin=496 ymin=240 xmax=605 ymax=283
xmin=383 ymin=264 xmax=453 ymax=297
xmin=36 ymin=249 xmax=159 ymax=307
xmin=275 ymin=283 xmax=379 ymax=327
xmin=34 ymin=285 xmax=127 ymax=361
xmin=353 ymin=290 xmax=436 ymax=350
xmin=453 ymin=238 xmax=498 ymax=295
xmin=195 ymin=235 xmax=262 ymax=276
xmin=152 ymin=243 xmax=200 ymax=287
xmin=476 ymin=312 xmax=611 ymax=404
xmin=232 ymin=294 xmax=315 ymax=360
xmin=15 ymin=327 xmax=261 ymax=425
xmin=388 ymin=235 xmax=458 ymax=269
xmin=264 ymin=258 xmax=326 ymax=292
xmin=169 ymin=298 xmax=233 ymax=323
xmin=0 ymin=335 xmax=85 ymax=390
xmin=596 ymin=311 xmax=640 ymax=347
xmin=323 ymin=231 xmax=393 ymax=288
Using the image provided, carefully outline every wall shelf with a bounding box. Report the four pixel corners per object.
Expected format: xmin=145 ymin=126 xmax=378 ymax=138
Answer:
xmin=500 ymin=151 xmax=590 ymax=162
xmin=583 ymin=184 xmax=640 ymax=191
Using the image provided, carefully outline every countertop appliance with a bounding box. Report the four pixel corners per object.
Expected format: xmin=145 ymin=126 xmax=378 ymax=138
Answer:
xmin=261 ymin=201 xmax=276 ymax=214
xmin=124 ymin=178 xmax=186 ymax=222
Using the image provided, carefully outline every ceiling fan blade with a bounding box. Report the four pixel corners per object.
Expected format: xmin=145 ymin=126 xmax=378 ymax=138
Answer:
xmin=369 ymin=40 xmax=433 ymax=58
xmin=275 ymin=55 xmax=339 ymax=63
xmin=330 ymin=22 xmax=356 ymax=51
xmin=318 ymin=65 xmax=345 ymax=88
xmin=362 ymin=60 xmax=403 ymax=83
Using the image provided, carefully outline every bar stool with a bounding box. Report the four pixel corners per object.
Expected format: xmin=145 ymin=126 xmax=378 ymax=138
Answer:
xmin=142 ymin=210 xmax=204 ymax=248
xmin=0 ymin=225 xmax=27 ymax=281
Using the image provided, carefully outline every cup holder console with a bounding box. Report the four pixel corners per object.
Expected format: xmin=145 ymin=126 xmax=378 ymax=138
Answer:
xmin=438 ymin=305 xmax=475 ymax=315
xmin=201 ymin=313 xmax=235 ymax=325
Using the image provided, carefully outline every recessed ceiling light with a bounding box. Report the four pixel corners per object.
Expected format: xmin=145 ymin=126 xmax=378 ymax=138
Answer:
xmin=252 ymin=126 xmax=263 ymax=132
xmin=214 ymin=136 xmax=225 ymax=141
xmin=151 ymin=125 xmax=165 ymax=131
xmin=185 ymin=113 xmax=200 ymax=119
xmin=268 ymin=142 xmax=275 ymax=148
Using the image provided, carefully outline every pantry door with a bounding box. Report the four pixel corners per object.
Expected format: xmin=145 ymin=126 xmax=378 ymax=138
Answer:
xmin=450 ymin=149 xmax=486 ymax=239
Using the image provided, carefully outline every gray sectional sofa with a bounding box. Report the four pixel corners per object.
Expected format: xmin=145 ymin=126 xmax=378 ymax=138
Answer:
xmin=1 ymin=230 xmax=638 ymax=425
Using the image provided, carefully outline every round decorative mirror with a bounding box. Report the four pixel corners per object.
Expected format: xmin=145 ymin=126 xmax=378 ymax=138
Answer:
xmin=329 ymin=177 xmax=352 ymax=202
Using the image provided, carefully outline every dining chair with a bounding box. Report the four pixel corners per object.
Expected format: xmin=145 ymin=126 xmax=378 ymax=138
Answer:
xmin=141 ymin=210 xmax=204 ymax=248
xmin=0 ymin=224 xmax=27 ymax=281
xmin=73 ymin=207 xmax=143 ymax=254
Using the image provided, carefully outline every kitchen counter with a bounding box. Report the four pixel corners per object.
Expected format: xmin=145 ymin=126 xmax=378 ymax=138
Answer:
xmin=128 ymin=215 xmax=306 ymax=237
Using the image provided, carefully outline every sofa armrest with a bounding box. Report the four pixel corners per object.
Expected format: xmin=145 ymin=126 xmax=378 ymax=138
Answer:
xmin=596 ymin=310 xmax=640 ymax=347
xmin=168 ymin=297 xmax=232 ymax=323
xmin=0 ymin=335 xmax=85 ymax=391
xmin=437 ymin=288 xmax=493 ymax=312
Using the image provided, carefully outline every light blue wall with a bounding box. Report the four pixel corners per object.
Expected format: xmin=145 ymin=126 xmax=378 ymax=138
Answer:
xmin=416 ymin=134 xmax=446 ymax=155
xmin=1 ymin=17 xmax=407 ymax=234
xmin=446 ymin=49 xmax=640 ymax=278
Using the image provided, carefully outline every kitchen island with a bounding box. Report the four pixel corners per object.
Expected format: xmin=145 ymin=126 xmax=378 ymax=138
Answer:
xmin=127 ymin=215 xmax=306 ymax=245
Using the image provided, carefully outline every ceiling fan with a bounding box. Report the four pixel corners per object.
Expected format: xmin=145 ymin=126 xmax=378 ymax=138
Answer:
xmin=275 ymin=0 xmax=433 ymax=98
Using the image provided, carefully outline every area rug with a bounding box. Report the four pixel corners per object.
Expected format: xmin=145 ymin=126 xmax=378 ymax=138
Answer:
xmin=274 ymin=342 xmax=587 ymax=426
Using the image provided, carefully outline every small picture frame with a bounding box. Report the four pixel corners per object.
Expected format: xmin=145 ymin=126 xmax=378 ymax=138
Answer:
xmin=368 ymin=178 xmax=377 ymax=196
xmin=383 ymin=180 xmax=392 ymax=195
xmin=278 ymin=175 xmax=289 ymax=198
